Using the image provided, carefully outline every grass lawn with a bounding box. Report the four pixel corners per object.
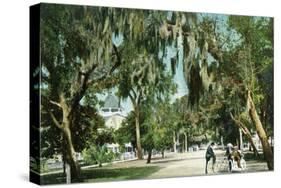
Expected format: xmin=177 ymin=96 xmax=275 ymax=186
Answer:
xmin=40 ymin=166 xmax=161 ymax=185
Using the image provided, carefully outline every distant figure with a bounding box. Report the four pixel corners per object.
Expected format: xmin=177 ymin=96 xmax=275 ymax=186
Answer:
xmin=225 ymin=143 xmax=234 ymax=171
xmin=205 ymin=142 xmax=216 ymax=174
xmin=231 ymin=146 xmax=242 ymax=168
xmin=226 ymin=143 xmax=234 ymax=160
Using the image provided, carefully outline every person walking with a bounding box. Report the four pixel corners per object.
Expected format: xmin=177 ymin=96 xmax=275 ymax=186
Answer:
xmin=205 ymin=142 xmax=216 ymax=174
xmin=226 ymin=143 xmax=233 ymax=171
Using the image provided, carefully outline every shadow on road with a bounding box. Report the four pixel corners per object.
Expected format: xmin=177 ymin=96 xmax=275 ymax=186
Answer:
xmin=151 ymin=156 xmax=204 ymax=164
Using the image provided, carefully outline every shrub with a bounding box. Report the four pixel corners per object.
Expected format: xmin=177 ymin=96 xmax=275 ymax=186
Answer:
xmin=82 ymin=145 xmax=116 ymax=167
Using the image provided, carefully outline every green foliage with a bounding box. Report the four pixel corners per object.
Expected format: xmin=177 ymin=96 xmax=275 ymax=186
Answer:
xmin=114 ymin=115 xmax=137 ymax=148
xmin=39 ymin=4 xmax=127 ymax=171
xmin=38 ymin=3 xmax=273 ymax=172
xmin=82 ymin=145 xmax=116 ymax=167
xmin=141 ymin=101 xmax=175 ymax=152
xmin=92 ymin=128 xmax=116 ymax=147
xmin=40 ymin=104 xmax=106 ymax=159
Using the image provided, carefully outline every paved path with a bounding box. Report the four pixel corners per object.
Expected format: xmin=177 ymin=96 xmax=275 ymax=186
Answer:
xmin=102 ymin=149 xmax=268 ymax=179
xmin=147 ymin=150 xmax=220 ymax=178
xmin=147 ymin=150 xmax=268 ymax=178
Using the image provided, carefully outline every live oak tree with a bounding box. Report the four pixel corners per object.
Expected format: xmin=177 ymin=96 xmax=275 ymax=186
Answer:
xmin=211 ymin=16 xmax=273 ymax=168
xmin=195 ymin=16 xmax=273 ymax=166
xmin=40 ymin=5 xmax=125 ymax=181
xmin=211 ymin=69 xmax=260 ymax=155
xmin=117 ymin=56 xmax=175 ymax=160
xmin=116 ymin=10 xmax=175 ymax=159
xmin=165 ymin=14 xmax=273 ymax=170
xmin=116 ymin=11 xmax=222 ymax=160
xmin=226 ymin=16 xmax=274 ymax=170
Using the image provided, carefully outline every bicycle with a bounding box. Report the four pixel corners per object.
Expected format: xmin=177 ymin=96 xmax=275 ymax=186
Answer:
xmin=215 ymin=157 xmax=230 ymax=172
xmin=215 ymin=156 xmax=247 ymax=173
xmin=230 ymin=157 xmax=247 ymax=172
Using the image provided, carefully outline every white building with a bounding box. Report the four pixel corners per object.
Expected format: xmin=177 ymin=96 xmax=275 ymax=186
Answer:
xmin=99 ymin=93 xmax=135 ymax=159
xmin=100 ymin=93 xmax=126 ymax=129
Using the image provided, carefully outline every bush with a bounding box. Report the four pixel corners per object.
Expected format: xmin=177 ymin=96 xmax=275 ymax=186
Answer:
xmin=82 ymin=145 xmax=116 ymax=167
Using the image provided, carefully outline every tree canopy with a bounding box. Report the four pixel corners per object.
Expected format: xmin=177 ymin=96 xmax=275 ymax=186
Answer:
xmin=38 ymin=3 xmax=274 ymax=182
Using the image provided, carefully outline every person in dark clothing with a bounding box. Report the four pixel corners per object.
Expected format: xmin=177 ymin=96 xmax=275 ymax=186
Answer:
xmin=226 ymin=143 xmax=233 ymax=171
xmin=205 ymin=142 xmax=216 ymax=174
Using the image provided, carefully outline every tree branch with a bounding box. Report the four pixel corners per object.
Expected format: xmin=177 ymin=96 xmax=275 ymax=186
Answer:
xmin=128 ymin=92 xmax=137 ymax=110
xmin=110 ymin=44 xmax=122 ymax=74
xmin=131 ymin=88 xmax=137 ymax=100
xmin=230 ymin=112 xmax=248 ymax=135
xmin=50 ymin=100 xmax=62 ymax=108
xmin=69 ymin=45 xmax=122 ymax=117
xmin=49 ymin=111 xmax=63 ymax=129
xmin=230 ymin=112 xmax=260 ymax=157
xmin=87 ymin=45 xmax=122 ymax=86
xmin=137 ymin=89 xmax=143 ymax=105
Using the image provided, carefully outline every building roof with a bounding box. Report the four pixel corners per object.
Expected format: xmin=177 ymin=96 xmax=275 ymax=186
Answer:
xmin=103 ymin=93 xmax=120 ymax=108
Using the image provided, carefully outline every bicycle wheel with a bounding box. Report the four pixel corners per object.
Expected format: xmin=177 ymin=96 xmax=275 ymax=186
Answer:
xmin=216 ymin=158 xmax=227 ymax=172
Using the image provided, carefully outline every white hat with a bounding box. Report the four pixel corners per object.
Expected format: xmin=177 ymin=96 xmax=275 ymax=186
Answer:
xmin=227 ymin=143 xmax=233 ymax=147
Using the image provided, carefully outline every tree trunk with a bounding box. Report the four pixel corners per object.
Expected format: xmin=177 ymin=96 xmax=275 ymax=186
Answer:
xmin=63 ymin=125 xmax=81 ymax=182
xmin=135 ymin=108 xmax=143 ymax=159
xmin=239 ymin=129 xmax=243 ymax=150
xmin=221 ymin=136 xmax=224 ymax=148
xmin=243 ymin=130 xmax=259 ymax=157
xmin=61 ymin=136 xmax=66 ymax=175
xmin=65 ymin=162 xmax=71 ymax=184
xmin=147 ymin=149 xmax=152 ymax=164
xmin=177 ymin=132 xmax=180 ymax=150
xmin=173 ymin=131 xmax=177 ymax=153
xmin=161 ymin=149 xmax=165 ymax=158
xmin=230 ymin=112 xmax=259 ymax=157
xmin=184 ymin=133 xmax=188 ymax=153
xmin=248 ymin=91 xmax=273 ymax=170
xmin=62 ymin=153 xmax=66 ymax=175
xmin=49 ymin=96 xmax=81 ymax=183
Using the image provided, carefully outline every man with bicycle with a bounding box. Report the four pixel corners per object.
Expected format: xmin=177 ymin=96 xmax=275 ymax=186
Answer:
xmin=205 ymin=142 xmax=216 ymax=174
